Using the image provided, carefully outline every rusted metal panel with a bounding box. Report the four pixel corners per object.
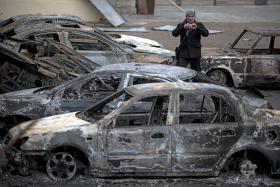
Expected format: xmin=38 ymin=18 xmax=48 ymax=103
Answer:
xmin=105 ymin=125 xmax=171 ymax=172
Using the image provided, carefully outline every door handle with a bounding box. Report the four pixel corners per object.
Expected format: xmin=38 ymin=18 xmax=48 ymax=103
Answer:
xmin=221 ymin=129 xmax=236 ymax=137
xmin=151 ymin=132 xmax=164 ymax=139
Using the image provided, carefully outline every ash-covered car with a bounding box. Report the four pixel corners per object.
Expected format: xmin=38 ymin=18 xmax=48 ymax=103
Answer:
xmin=1 ymin=15 xmax=174 ymax=65
xmin=201 ymin=27 xmax=280 ymax=88
xmin=0 ymin=39 xmax=98 ymax=94
xmin=3 ymin=82 xmax=280 ymax=181
xmin=0 ymin=63 xmax=208 ymax=136
xmin=4 ymin=26 xmax=174 ymax=65
xmin=0 ymin=13 xmax=163 ymax=48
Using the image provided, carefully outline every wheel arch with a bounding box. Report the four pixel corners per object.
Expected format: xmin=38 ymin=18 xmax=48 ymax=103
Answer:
xmin=206 ymin=67 xmax=236 ymax=87
xmin=218 ymin=146 xmax=272 ymax=174
xmin=49 ymin=145 xmax=90 ymax=167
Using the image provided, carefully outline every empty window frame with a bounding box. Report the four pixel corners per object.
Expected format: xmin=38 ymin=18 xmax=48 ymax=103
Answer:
xmin=68 ymin=33 xmax=113 ymax=51
xmin=61 ymin=74 xmax=122 ymax=100
xmin=178 ymin=93 xmax=236 ymax=124
xmin=115 ymin=95 xmax=170 ymax=127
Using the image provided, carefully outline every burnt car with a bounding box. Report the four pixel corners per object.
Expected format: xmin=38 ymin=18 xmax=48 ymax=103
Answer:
xmin=4 ymin=82 xmax=280 ymax=181
xmin=0 ymin=63 xmax=206 ymax=135
xmin=201 ymin=27 xmax=280 ymax=88
xmin=0 ymin=39 xmax=98 ymax=94
xmin=1 ymin=16 xmax=174 ymax=65
xmin=0 ymin=13 xmax=163 ymax=48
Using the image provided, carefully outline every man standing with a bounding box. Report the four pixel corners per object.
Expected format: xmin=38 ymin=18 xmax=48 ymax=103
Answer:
xmin=172 ymin=10 xmax=209 ymax=71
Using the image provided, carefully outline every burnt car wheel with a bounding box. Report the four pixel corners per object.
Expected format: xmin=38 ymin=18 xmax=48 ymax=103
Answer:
xmin=207 ymin=69 xmax=228 ymax=85
xmin=239 ymin=159 xmax=257 ymax=179
xmin=222 ymin=150 xmax=270 ymax=178
xmin=46 ymin=152 xmax=77 ymax=181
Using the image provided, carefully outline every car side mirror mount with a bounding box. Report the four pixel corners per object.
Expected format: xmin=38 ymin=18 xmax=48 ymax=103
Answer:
xmin=105 ymin=118 xmax=116 ymax=128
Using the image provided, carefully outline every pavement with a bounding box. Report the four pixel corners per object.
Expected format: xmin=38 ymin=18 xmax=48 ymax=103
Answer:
xmin=1 ymin=172 xmax=280 ymax=187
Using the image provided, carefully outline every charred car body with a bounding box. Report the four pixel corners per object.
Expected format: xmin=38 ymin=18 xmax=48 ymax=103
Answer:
xmin=202 ymin=27 xmax=280 ymax=88
xmin=3 ymin=82 xmax=280 ymax=181
xmin=3 ymin=25 xmax=174 ymax=65
xmin=0 ymin=39 xmax=98 ymax=94
xmin=0 ymin=63 xmax=208 ymax=136
xmin=1 ymin=14 xmax=174 ymax=65
xmin=0 ymin=13 xmax=163 ymax=48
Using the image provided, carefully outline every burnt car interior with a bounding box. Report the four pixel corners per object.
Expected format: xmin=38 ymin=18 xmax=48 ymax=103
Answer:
xmin=0 ymin=37 xmax=100 ymax=93
xmin=84 ymin=90 xmax=238 ymax=127
xmin=19 ymin=39 xmax=97 ymax=71
xmin=67 ymin=33 xmax=113 ymax=51
xmin=115 ymin=95 xmax=169 ymax=127
xmin=60 ymin=74 xmax=122 ymax=100
xmin=24 ymin=30 xmax=121 ymax=53
xmin=83 ymin=90 xmax=133 ymax=121
xmin=0 ymin=49 xmax=52 ymax=93
xmin=179 ymin=93 xmax=237 ymax=124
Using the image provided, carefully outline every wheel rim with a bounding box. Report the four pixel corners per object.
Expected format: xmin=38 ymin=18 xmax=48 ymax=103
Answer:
xmin=46 ymin=152 xmax=77 ymax=181
xmin=239 ymin=160 xmax=257 ymax=179
xmin=208 ymin=70 xmax=227 ymax=85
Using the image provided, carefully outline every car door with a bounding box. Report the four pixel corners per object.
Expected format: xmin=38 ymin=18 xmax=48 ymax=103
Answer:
xmin=104 ymin=94 xmax=173 ymax=173
xmin=172 ymin=92 xmax=243 ymax=174
xmin=45 ymin=73 xmax=122 ymax=116
xmin=63 ymin=32 xmax=129 ymax=65
xmin=245 ymin=54 xmax=280 ymax=87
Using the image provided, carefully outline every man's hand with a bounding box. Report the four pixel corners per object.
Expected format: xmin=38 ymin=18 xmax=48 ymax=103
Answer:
xmin=184 ymin=23 xmax=192 ymax=29
xmin=191 ymin=23 xmax=197 ymax=30
xmin=184 ymin=23 xmax=197 ymax=30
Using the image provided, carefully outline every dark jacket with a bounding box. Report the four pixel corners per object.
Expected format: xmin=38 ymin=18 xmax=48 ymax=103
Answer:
xmin=172 ymin=21 xmax=209 ymax=58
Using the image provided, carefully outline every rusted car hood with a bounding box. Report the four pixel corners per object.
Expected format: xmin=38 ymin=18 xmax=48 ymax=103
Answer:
xmin=9 ymin=112 xmax=91 ymax=137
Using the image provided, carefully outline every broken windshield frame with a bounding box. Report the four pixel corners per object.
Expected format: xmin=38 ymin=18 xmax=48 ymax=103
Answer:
xmin=80 ymin=90 xmax=133 ymax=120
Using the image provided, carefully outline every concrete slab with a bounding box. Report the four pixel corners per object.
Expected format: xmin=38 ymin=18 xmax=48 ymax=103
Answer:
xmin=89 ymin=0 xmax=125 ymax=27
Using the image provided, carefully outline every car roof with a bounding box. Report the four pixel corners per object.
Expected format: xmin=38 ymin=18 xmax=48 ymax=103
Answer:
xmin=125 ymin=82 xmax=236 ymax=99
xmin=10 ymin=13 xmax=82 ymax=21
xmin=95 ymin=63 xmax=196 ymax=80
xmin=10 ymin=26 xmax=124 ymax=50
xmin=246 ymin=27 xmax=280 ymax=37
xmin=50 ymin=63 xmax=194 ymax=93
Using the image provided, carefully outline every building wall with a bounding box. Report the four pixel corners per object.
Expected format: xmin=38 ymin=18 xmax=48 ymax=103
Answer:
xmin=0 ymin=0 xmax=102 ymax=22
